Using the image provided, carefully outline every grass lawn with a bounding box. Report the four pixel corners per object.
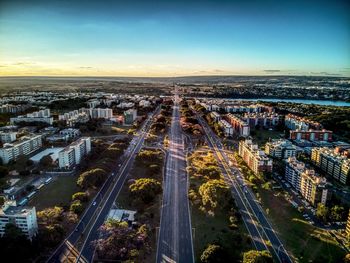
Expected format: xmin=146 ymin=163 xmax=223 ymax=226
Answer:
xmin=257 ymin=187 xmax=346 ymax=263
xmin=253 ymin=129 xmax=283 ymax=145
xmin=29 ymin=175 xmax=79 ymax=211
xmin=191 ymin=204 xmax=251 ymax=262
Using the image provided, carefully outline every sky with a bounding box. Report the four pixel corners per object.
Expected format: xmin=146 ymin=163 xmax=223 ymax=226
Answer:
xmin=0 ymin=0 xmax=349 ymax=77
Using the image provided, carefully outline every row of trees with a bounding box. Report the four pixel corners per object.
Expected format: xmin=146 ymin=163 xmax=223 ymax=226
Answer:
xmin=316 ymin=203 xmax=347 ymax=223
xmin=180 ymin=101 xmax=203 ymax=136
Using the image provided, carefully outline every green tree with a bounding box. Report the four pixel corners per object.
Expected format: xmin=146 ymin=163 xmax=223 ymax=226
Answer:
xmin=0 ymin=196 xmax=5 ymax=206
xmin=243 ymin=250 xmax=273 ymax=263
xmin=129 ymin=178 xmax=162 ymax=204
xmin=70 ymin=200 xmax=84 ymax=215
xmin=72 ymin=192 xmax=88 ymax=202
xmin=77 ymin=168 xmax=107 ymax=189
xmin=316 ymin=203 xmax=329 ymax=223
xmin=198 ymin=179 xmax=232 ymax=212
xmin=329 ymin=205 xmax=345 ymax=222
xmin=200 ymin=244 xmax=228 ymax=263
xmin=344 ymin=254 xmax=350 ymax=263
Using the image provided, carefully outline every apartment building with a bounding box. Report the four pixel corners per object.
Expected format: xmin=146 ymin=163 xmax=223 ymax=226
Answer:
xmin=243 ymin=112 xmax=280 ymax=128
xmin=289 ymin=129 xmax=332 ymax=142
xmin=225 ymin=105 xmax=262 ymax=113
xmin=225 ymin=113 xmax=250 ymax=137
xmin=218 ymin=119 xmax=233 ymax=136
xmin=80 ymin=108 xmax=113 ymax=119
xmin=0 ymin=135 xmax=43 ymax=164
xmin=311 ymin=147 xmax=350 ymax=185
xmin=265 ymin=139 xmax=297 ymax=159
xmin=58 ymin=137 xmax=91 ymax=169
xmin=0 ymin=201 xmax=38 ymax=239
xmin=0 ymin=104 xmax=30 ymax=114
xmin=285 ymin=114 xmax=322 ymax=131
xmin=59 ymin=128 xmax=81 ymax=139
xmin=210 ymin=111 xmax=221 ymax=122
xmin=0 ymin=131 xmax=17 ymax=143
xmin=10 ymin=109 xmax=53 ymax=125
xmin=346 ymin=210 xmax=350 ymax=239
xmin=300 ymin=169 xmax=331 ymax=206
xmin=285 ymin=157 xmax=305 ymax=192
xmin=124 ymin=109 xmax=137 ymax=125
xmin=285 ymin=157 xmax=331 ymax=206
xmin=238 ymin=139 xmax=273 ymax=174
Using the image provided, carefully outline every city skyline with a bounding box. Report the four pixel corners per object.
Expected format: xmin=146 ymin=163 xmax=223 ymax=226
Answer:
xmin=0 ymin=0 xmax=349 ymax=77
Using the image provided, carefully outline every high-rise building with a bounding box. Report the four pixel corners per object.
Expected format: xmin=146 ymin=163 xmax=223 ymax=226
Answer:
xmin=285 ymin=114 xmax=322 ymax=131
xmin=124 ymin=109 xmax=137 ymax=125
xmin=285 ymin=157 xmax=331 ymax=206
xmin=0 ymin=201 xmax=38 ymax=240
xmin=10 ymin=109 xmax=53 ymax=125
xmin=0 ymin=131 xmax=17 ymax=143
xmin=58 ymin=137 xmax=91 ymax=169
xmin=238 ymin=139 xmax=273 ymax=174
xmin=311 ymin=147 xmax=350 ymax=185
xmin=225 ymin=114 xmax=250 ymax=137
xmin=0 ymin=135 xmax=43 ymax=164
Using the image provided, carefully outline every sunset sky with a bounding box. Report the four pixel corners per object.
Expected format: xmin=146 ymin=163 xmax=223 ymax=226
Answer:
xmin=0 ymin=0 xmax=349 ymax=77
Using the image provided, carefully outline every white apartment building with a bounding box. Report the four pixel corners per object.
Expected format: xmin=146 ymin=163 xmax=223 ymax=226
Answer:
xmin=10 ymin=109 xmax=53 ymax=125
xmin=265 ymin=139 xmax=297 ymax=159
xmin=218 ymin=119 xmax=233 ymax=136
xmin=0 ymin=131 xmax=17 ymax=143
xmin=0 ymin=201 xmax=38 ymax=239
xmin=0 ymin=135 xmax=43 ymax=164
xmin=79 ymin=108 xmax=113 ymax=119
xmin=124 ymin=109 xmax=137 ymax=125
xmin=285 ymin=157 xmax=331 ymax=206
xmin=285 ymin=157 xmax=306 ymax=192
xmin=311 ymin=147 xmax=350 ymax=185
xmin=58 ymin=137 xmax=91 ymax=169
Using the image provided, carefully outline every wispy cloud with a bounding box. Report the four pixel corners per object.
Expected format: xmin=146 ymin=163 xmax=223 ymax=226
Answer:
xmin=78 ymin=66 xmax=93 ymax=69
xmin=263 ymin=69 xmax=281 ymax=73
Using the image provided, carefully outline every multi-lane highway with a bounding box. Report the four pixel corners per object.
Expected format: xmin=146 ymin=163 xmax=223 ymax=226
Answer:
xmin=196 ymin=113 xmax=293 ymax=263
xmin=156 ymin=88 xmax=194 ymax=263
xmin=47 ymin=108 xmax=158 ymax=263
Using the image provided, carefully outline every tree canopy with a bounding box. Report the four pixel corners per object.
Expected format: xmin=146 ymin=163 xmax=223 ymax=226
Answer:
xmin=129 ymin=178 xmax=162 ymax=204
xmin=242 ymin=250 xmax=273 ymax=263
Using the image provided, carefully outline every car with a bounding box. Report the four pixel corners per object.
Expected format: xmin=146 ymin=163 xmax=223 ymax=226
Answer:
xmin=75 ymin=228 xmax=79 ymax=232
xmin=93 ymin=201 xmax=97 ymax=206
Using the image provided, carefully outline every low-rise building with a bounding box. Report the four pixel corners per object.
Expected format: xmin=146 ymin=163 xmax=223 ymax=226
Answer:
xmin=0 ymin=135 xmax=43 ymax=164
xmin=238 ymin=139 xmax=273 ymax=174
xmin=289 ymin=129 xmax=332 ymax=142
xmin=265 ymin=139 xmax=297 ymax=159
xmin=0 ymin=201 xmax=38 ymax=239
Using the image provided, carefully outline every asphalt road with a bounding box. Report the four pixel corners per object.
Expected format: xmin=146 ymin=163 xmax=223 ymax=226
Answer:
xmin=196 ymin=113 xmax=293 ymax=263
xmin=156 ymin=89 xmax=194 ymax=263
xmin=47 ymin=108 xmax=158 ymax=263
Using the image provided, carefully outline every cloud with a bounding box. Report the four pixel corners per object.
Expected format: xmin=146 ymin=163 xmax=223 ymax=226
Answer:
xmin=79 ymin=66 xmax=93 ymax=69
xmin=12 ymin=62 xmax=36 ymax=66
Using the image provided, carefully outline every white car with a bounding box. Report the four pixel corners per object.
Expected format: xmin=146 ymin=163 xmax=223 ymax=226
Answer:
xmin=93 ymin=201 xmax=97 ymax=206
